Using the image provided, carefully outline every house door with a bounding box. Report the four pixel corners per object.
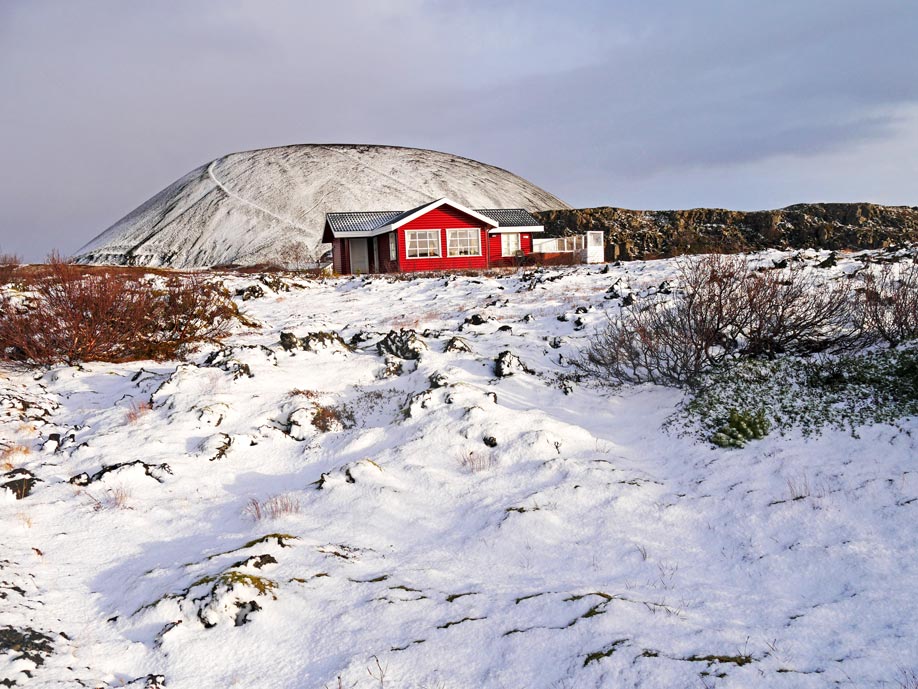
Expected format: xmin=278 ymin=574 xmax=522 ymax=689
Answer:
xmin=349 ymin=238 xmax=369 ymax=273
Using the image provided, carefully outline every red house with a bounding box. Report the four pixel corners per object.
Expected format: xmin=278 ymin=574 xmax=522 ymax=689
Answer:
xmin=322 ymin=198 xmax=544 ymax=274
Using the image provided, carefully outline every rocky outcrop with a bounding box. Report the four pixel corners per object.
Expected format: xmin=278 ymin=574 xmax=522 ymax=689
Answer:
xmin=534 ymin=203 xmax=918 ymax=260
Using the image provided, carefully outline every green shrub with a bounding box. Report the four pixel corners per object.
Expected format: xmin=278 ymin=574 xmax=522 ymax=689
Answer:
xmin=710 ymin=409 xmax=770 ymax=448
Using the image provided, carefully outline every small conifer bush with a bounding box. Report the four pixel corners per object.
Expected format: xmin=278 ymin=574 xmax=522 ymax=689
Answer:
xmin=710 ymin=409 xmax=770 ymax=448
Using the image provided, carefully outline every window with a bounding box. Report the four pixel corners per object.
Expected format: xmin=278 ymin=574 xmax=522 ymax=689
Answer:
xmin=446 ymin=228 xmax=481 ymax=257
xmin=389 ymin=232 xmax=397 ymax=261
xmin=405 ymin=230 xmax=441 ymax=258
xmin=501 ymin=232 xmax=521 ymax=256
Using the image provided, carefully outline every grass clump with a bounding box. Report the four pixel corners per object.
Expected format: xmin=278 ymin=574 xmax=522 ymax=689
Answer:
xmin=710 ymin=409 xmax=770 ymax=448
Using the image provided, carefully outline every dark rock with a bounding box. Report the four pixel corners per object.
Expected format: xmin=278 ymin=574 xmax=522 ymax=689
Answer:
xmin=233 ymin=554 xmax=277 ymax=570
xmin=463 ymin=314 xmax=488 ymax=326
xmin=279 ymin=332 xmax=299 ymax=351
xmin=573 ymin=317 xmax=586 ymax=331
xmin=483 ymin=436 xmax=498 ymax=448
xmin=69 ymin=460 xmax=172 ymax=486
xmin=234 ymin=600 xmax=262 ymax=626
xmin=444 ymin=336 xmax=472 ymax=353
xmin=376 ymin=330 xmax=428 ymax=360
xmin=0 ymin=625 xmax=55 ymax=669
xmin=621 ymin=294 xmax=635 ymax=307
xmin=235 ymin=284 xmax=265 ymax=301
xmin=428 ymin=372 xmax=448 ymax=389
xmin=1 ymin=469 xmax=39 ymax=499
xmin=817 ymin=252 xmax=838 ymax=268
xmin=548 ymin=337 xmax=563 ymax=349
xmin=534 ymin=203 xmax=918 ymax=260
xmin=575 ymin=306 xmax=588 ymax=314
xmin=494 ymin=351 xmax=534 ymax=377
xmin=497 ymin=325 xmax=512 ymax=333
xmin=300 ymin=331 xmax=351 ymax=352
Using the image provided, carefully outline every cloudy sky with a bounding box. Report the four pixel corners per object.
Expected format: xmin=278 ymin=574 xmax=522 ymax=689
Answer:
xmin=1 ymin=0 xmax=917 ymax=260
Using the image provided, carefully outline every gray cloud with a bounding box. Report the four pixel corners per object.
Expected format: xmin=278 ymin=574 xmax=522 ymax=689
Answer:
xmin=1 ymin=0 xmax=916 ymax=259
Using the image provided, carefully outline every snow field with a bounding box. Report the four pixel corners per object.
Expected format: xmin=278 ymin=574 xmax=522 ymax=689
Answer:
xmin=2 ymin=251 xmax=917 ymax=688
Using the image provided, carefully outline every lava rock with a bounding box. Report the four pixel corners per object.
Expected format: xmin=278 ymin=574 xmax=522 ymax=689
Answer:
xmin=494 ymin=351 xmax=534 ymax=377
xmin=1 ymin=469 xmax=39 ymax=499
xmin=279 ymin=332 xmax=299 ymax=351
xmin=376 ymin=330 xmax=428 ymax=360
xmin=444 ymin=336 xmax=472 ymax=353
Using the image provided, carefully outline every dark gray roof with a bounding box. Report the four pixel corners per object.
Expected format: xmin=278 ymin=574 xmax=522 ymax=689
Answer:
xmin=473 ymin=208 xmax=542 ymax=227
xmin=326 ymin=200 xmax=434 ymax=234
xmin=325 ymin=210 xmax=403 ymax=234
xmin=325 ymin=204 xmax=541 ymax=235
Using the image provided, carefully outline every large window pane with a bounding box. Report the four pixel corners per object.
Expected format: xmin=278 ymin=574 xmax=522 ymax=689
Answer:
xmin=405 ymin=230 xmax=441 ymax=258
xmin=447 ymin=228 xmax=481 ymax=257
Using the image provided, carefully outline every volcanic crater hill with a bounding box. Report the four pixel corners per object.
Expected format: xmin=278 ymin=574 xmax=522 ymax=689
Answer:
xmin=75 ymin=144 xmax=569 ymax=269
xmin=535 ymin=202 xmax=918 ymax=260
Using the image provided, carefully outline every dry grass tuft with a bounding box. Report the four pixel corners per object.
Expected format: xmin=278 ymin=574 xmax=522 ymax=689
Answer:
xmin=458 ymin=449 xmax=496 ymax=473
xmin=126 ymin=400 xmax=152 ymax=423
xmin=244 ymin=494 xmax=302 ymax=521
xmin=287 ymin=388 xmax=320 ymax=400
xmin=312 ymin=404 xmax=354 ymax=432
xmin=1 ymin=443 xmax=31 ymax=470
xmin=83 ymin=486 xmax=133 ymax=511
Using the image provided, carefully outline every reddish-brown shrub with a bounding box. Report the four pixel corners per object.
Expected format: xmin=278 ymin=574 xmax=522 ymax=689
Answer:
xmin=741 ymin=267 xmax=856 ymax=357
xmin=0 ymin=256 xmax=235 ymax=365
xmin=0 ymin=251 xmax=21 ymax=285
xmin=578 ymin=255 xmax=750 ymax=386
xmin=855 ymin=262 xmax=918 ymax=347
xmin=579 ymin=255 xmax=861 ymax=387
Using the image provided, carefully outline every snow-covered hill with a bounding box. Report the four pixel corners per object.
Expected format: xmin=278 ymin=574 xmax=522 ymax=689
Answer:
xmin=2 ymin=252 xmax=917 ymax=689
xmin=74 ymin=145 xmax=569 ymax=268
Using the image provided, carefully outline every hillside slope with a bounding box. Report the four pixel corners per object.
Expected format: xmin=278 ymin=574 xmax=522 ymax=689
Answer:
xmin=536 ymin=202 xmax=918 ymax=259
xmin=74 ymin=144 xmax=569 ymax=268
xmin=3 ymin=252 xmax=917 ymax=688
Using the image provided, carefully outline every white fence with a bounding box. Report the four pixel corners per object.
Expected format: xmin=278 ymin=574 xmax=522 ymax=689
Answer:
xmin=532 ymin=231 xmax=604 ymax=264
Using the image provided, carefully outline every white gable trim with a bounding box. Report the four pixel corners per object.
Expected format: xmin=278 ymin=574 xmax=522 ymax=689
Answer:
xmin=487 ymin=225 xmax=544 ymax=234
xmin=390 ymin=197 xmax=499 ymax=230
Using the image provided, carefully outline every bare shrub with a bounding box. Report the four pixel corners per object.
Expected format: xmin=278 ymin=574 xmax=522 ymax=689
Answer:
xmin=578 ymin=255 xmax=750 ymax=386
xmin=244 ymin=494 xmax=301 ymax=521
xmin=855 ymin=262 xmax=918 ymax=347
xmin=0 ymin=251 xmax=20 ymax=285
xmin=277 ymin=240 xmax=317 ymax=271
xmin=580 ymin=255 xmax=862 ymax=387
xmin=742 ymin=267 xmax=856 ymax=357
xmin=0 ymin=255 xmax=235 ymax=365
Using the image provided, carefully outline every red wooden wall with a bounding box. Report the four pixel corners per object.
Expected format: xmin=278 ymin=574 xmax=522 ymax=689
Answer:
xmin=396 ymin=206 xmax=489 ymax=272
xmin=487 ymin=232 xmax=534 ymax=268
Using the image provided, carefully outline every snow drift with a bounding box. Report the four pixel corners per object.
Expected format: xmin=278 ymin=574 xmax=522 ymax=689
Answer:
xmin=74 ymin=144 xmax=569 ymax=268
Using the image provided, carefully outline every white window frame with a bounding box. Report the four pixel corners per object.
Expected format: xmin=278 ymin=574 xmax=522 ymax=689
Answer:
xmin=405 ymin=229 xmax=441 ymax=259
xmin=501 ymin=232 xmax=521 ymax=257
xmin=446 ymin=228 xmax=482 ymax=257
xmin=389 ymin=232 xmax=397 ymax=261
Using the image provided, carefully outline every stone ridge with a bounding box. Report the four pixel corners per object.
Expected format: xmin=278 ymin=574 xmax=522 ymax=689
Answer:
xmin=534 ymin=202 xmax=918 ymax=260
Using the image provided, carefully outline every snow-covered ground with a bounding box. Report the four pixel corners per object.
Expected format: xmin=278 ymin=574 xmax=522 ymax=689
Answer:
xmin=2 ymin=252 xmax=917 ymax=689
